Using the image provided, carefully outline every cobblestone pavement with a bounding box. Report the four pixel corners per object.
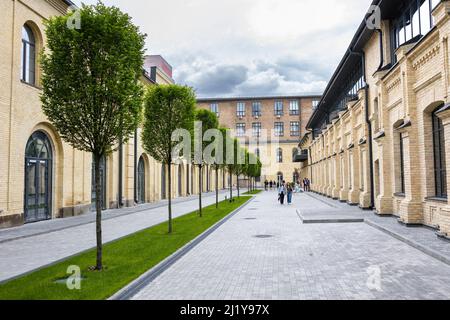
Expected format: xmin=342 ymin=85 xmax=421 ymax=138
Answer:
xmin=132 ymin=191 xmax=450 ymax=300
xmin=0 ymin=189 xmax=240 ymax=283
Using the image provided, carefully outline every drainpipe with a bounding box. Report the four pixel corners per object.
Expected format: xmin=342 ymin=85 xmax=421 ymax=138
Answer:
xmin=348 ymin=49 xmax=375 ymax=209
xmin=118 ymin=140 xmax=123 ymax=208
xmin=376 ymin=29 xmax=384 ymax=70
xmin=134 ymin=129 xmax=138 ymax=204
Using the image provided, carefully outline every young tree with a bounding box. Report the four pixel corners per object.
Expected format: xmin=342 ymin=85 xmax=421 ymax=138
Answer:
xmin=193 ymin=109 xmax=218 ymax=216
xmin=142 ymin=85 xmax=196 ymax=233
xmin=234 ymin=144 xmax=246 ymax=198
xmin=41 ymin=3 xmax=145 ymax=270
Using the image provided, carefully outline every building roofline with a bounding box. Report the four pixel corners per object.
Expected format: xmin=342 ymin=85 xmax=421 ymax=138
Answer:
xmin=197 ymin=94 xmax=322 ymax=103
xmin=306 ymin=0 xmax=383 ymax=130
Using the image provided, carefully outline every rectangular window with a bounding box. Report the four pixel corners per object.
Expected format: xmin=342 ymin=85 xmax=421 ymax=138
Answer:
xmin=399 ymin=133 xmax=406 ymax=194
xmin=236 ymin=123 xmax=246 ymax=137
xmin=289 ymin=100 xmax=299 ymax=115
xmin=252 ymin=102 xmax=262 ymax=117
xmin=274 ymin=122 xmax=284 ymax=137
xmin=252 ymin=123 xmax=262 ymax=137
xmin=274 ymin=101 xmax=283 ymax=116
xmin=312 ymin=100 xmax=319 ymax=110
xmin=290 ymin=121 xmax=300 ymax=136
xmin=236 ymin=102 xmax=246 ymax=117
xmin=210 ymin=103 xmax=219 ymax=116
xmin=433 ymin=110 xmax=447 ymax=198
xmin=391 ymin=0 xmax=440 ymax=63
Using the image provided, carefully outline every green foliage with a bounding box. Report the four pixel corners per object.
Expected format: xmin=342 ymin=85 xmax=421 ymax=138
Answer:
xmin=193 ymin=109 xmax=219 ymax=164
xmin=142 ymin=84 xmax=196 ymax=164
xmin=41 ymin=2 xmax=146 ymax=156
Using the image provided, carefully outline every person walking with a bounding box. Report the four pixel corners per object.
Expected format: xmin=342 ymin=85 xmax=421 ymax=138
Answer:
xmin=264 ymin=180 xmax=268 ymax=191
xmin=269 ymin=180 xmax=273 ymax=190
xmin=278 ymin=181 xmax=287 ymax=205
xmin=306 ymin=178 xmax=311 ymax=192
xmin=287 ymin=183 xmax=293 ymax=204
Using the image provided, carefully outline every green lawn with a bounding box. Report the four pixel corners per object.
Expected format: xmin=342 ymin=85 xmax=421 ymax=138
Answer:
xmin=243 ymin=189 xmax=263 ymax=195
xmin=0 ymin=196 xmax=251 ymax=300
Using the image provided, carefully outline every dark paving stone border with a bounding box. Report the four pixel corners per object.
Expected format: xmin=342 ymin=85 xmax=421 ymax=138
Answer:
xmin=296 ymin=210 xmax=364 ymax=224
xmin=109 ymin=197 xmax=255 ymax=300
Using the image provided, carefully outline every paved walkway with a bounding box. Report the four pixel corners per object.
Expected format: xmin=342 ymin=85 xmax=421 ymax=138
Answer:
xmin=0 ymin=189 xmax=241 ymax=283
xmin=131 ymin=191 xmax=450 ymax=300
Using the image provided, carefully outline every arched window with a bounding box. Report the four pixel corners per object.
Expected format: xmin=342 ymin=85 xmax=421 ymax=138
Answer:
xmin=432 ymin=108 xmax=447 ymax=198
xmin=21 ymin=24 xmax=36 ymax=85
xmin=137 ymin=156 xmax=145 ymax=204
xmin=276 ymin=148 xmax=283 ymax=163
xmin=292 ymin=148 xmax=300 ymax=162
xmin=25 ymin=131 xmax=53 ymax=223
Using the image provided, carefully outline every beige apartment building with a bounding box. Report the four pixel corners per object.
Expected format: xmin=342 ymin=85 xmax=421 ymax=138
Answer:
xmin=198 ymin=96 xmax=320 ymax=185
xmin=0 ymin=0 xmax=227 ymax=229
xmin=301 ymin=0 xmax=450 ymax=239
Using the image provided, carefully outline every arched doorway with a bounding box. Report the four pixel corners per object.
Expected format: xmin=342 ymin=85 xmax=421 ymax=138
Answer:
xmin=277 ymin=172 xmax=284 ymax=185
xmin=137 ymin=156 xmax=145 ymax=204
xmin=161 ymin=164 xmax=166 ymax=200
xmin=186 ymin=164 xmax=190 ymax=195
xmin=91 ymin=156 xmax=107 ymax=210
xmin=24 ymin=131 xmax=53 ymax=223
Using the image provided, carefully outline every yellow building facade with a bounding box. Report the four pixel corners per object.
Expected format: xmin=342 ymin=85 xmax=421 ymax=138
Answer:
xmin=0 ymin=0 xmax=227 ymax=228
xmin=302 ymin=0 xmax=450 ymax=239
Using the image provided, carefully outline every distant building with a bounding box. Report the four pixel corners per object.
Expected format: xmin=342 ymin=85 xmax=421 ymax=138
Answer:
xmin=197 ymin=95 xmax=321 ymax=185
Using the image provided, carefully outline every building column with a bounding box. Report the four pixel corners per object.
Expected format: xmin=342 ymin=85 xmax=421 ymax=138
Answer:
xmin=397 ymin=127 xmax=423 ymax=225
xmin=348 ymin=148 xmax=360 ymax=205
xmin=339 ymin=151 xmax=349 ymax=201
xmin=359 ymin=145 xmax=371 ymax=208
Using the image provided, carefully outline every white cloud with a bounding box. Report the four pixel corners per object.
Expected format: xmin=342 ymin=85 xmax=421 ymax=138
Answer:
xmin=72 ymin=0 xmax=372 ymax=97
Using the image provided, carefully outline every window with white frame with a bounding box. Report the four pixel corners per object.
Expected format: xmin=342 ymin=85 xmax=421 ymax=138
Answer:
xmin=274 ymin=122 xmax=284 ymax=137
xmin=252 ymin=123 xmax=262 ymax=137
xmin=289 ymin=100 xmax=299 ymax=115
xmin=236 ymin=123 xmax=246 ymax=137
xmin=274 ymin=101 xmax=283 ymax=116
xmin=210 ymin=103 xmax=219 ymax=116
xmin=252 ymin=102 xmax=262 ymax=117
xmin=290 ymin=122 xmax=300 ymax=136
xmin=236 ymin=102 xmax=246 ymax=117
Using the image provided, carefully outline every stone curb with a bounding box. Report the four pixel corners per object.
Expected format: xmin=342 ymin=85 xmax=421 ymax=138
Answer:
xmin=108 ymin=197 xmax=255 ymax=301
xmin=0 ymin=190 xmax=233 ymax=245
xmin=296 ymin=209 xmax=364 ymax=224
xmin=365 ymin=219 xmax=450 ymax=266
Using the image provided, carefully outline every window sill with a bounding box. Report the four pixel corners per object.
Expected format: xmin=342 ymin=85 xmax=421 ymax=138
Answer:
xmin=20 ymin=80 xmax=41 ymax=90
xmin=425 ymin=196 xmax=448 ymax=203
xmin=394 ymin=193 xmax=406 ymax=198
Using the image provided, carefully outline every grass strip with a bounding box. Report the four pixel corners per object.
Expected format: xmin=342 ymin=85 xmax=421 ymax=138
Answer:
xmin=0 ymin=196 xmax=251 ymax=300
xmin=243 ymin=190 xmax=263 ymax=195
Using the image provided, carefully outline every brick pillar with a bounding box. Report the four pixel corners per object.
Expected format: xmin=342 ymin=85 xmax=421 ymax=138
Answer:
xmin=348 ymin=148 xmax=360 ymax=205
xmin=332 ymin=155 xmax=340 ymax=199
xmin=339 ymin=151 xmax=349 ymax=201
xmin=398 ymin=128 xmax=423 ymax=225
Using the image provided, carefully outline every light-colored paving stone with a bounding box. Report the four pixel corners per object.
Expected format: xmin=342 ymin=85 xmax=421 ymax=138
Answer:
xmin=0 ymin=190 xmax=239 ymax=283
xmin=131 ymin=191 xmax=450 ymax=300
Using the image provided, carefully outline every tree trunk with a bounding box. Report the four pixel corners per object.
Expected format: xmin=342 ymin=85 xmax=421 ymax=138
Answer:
xmin=168 ymin=163 xmax=173 ymax=233
xmin=199 ymin=164 xmax=202 ymax=217
xmin=94 ymin=154 xmax=103 ymax=270
xmin=215 ymin=167 xmax=219 ymax=209
xmin=237 ymin=174 xmax=240 ymax=197
xmin=229 ymin=168 xmax=233 ymax=202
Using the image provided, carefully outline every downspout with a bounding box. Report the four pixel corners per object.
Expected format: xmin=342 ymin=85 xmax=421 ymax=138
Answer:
xmin=118 ymin=140 xmax=123 ymax=208
xmin=133 ymin=129 xmax=138 ymax=204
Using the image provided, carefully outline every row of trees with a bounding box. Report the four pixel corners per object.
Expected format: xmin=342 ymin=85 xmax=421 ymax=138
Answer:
xmin=40 ymin=3 xmax=261 ymax=271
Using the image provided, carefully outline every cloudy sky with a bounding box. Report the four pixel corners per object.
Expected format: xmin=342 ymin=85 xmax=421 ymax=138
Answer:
xmin=72 ymin=0 xmax=371 ymax=98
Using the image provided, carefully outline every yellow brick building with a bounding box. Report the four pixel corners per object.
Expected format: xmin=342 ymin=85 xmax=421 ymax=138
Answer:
xmin=301 ymin=0 xmax=450 ymax=239
xmin=197 ymin=96 xmax=320 ymax=185
xmin=0 ymin=0 xmax=227 ymax=228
